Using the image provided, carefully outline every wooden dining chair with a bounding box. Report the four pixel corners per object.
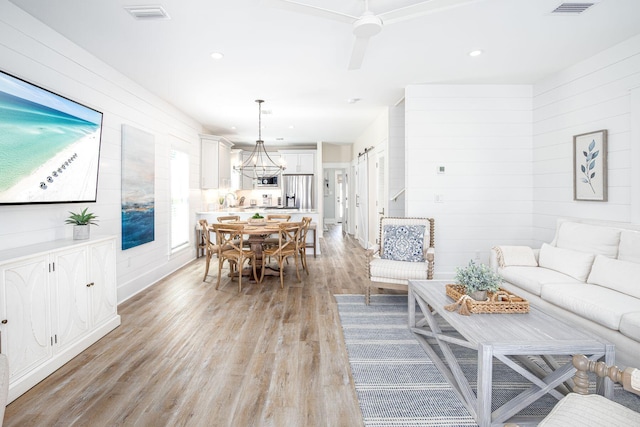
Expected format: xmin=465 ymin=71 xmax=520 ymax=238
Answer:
xmin=199 ymin=219 xmax=220 ymax=281
xmin=266 ymin=214 xmax=291 ymax=222
xmin=214 ymin=223 xmax=258 ymax=292
xmin=261 ymin=222 xmax=302 ymax=288
xmin=297 ymin=216 xmax=312 ymax=275
xmin=264 ymin=214 xmax=292 ymax=250
xmin=217 ymin=215 xmax=240 ymax=223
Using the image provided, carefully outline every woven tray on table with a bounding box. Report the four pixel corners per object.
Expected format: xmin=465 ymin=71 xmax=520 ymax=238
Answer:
xmin=445 ymin=284 xmax=529 ymax=314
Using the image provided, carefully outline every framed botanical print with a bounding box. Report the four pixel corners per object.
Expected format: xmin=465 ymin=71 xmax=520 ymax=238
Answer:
xmin=573 ymin=129 xmax=607 ymax=201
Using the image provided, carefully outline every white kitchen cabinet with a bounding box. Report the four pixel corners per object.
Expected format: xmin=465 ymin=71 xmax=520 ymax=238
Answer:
xmin=0 ymin=236 xmax=120 ymax=403
xmin=281 ymin=151 xmax=315 ymax=174
xmin=201 ymin=134 xmax=233 ymax=189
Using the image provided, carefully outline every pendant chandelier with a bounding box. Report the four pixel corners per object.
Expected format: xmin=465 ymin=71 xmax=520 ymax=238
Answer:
xmin=234 ymin=99 xmax=285 ymax=179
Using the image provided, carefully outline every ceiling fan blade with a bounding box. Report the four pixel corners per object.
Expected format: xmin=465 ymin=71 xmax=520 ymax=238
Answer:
xmin=348 ymin=36 xmax=369 ymax=70
xmin=379 ymin=0 xmax=484 ymax=25
xmin=264 ymin=0 xmax=357 ymax=24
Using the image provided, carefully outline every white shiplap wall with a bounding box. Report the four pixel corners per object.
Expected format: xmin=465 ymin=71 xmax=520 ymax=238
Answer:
xmin=532 ymin=34 xmax=640 ymax=245
xmin=388 ymin=100 xmax=405 ymax=218
xmin=0 ymin=1 xmax=204 ymax=302
xmin=405 ymin=85 xmax=533 ymax=278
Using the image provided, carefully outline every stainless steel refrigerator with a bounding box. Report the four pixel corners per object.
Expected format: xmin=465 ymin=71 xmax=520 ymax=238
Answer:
xmin=282 ymin=174 xmax=314 ymax=209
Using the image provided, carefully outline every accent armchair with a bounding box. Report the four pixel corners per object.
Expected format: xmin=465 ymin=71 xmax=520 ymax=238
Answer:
xmin=507 ymin=354 xmax=640 ymax=426
xmin=365 ymin=216 xmax=435 ymax=305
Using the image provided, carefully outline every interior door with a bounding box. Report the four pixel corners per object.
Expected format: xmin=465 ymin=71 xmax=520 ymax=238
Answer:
xmin=356 ymin=158 xmax=368 ymax=248
xmin=343 ymin=170 xmax=349 ymax=234
xmin=335 ymin=170 xmax=344 ymax=224
xmin=376 ymin=153 xmax=386 ymax=233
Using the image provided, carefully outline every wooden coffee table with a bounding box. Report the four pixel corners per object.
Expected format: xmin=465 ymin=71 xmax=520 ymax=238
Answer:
xmin=408 ymin=280 xmax=614 ymax=427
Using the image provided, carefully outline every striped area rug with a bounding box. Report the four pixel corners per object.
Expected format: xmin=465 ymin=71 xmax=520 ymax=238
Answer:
xmin=336 ymin=294 xmax=640 ymax=427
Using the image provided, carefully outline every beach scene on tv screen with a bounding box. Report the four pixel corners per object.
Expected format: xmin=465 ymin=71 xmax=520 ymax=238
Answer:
xmin=0 ymin=71 xmax=102 ymax=204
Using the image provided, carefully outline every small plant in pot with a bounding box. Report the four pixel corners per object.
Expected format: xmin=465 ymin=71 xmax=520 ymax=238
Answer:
xmin=248 ymin=212 xmax=265 ymax=225
xmin=454 ymin=260 xmax=501 ymax=301
xmin=66 ymin=207 xmax=98 ymax=240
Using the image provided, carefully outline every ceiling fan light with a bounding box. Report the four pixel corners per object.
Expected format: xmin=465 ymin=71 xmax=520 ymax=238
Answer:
xmin=352 ymin=14 xmax=383 ymax=38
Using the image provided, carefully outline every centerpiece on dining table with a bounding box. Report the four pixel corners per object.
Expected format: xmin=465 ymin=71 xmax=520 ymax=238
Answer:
xmin=248 ymin=213 xmax=266 ymax=226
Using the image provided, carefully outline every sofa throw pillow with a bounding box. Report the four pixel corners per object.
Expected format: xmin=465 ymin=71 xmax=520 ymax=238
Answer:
xmin=538 ymin=243 xmax=595 ymax=282
xmin=588 ymin=255 xmax=640 ymax=300
xmin=382 ymin=225 xmax=425 ymax=263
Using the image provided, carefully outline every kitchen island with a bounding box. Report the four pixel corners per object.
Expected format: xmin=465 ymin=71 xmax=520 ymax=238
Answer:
xmin=196 ymin=209 xmax=321 ymax=255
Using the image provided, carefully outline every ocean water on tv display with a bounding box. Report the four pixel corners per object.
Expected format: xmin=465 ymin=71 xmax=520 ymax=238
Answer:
xmin=0 ymin=91 xmax=100 ymax=192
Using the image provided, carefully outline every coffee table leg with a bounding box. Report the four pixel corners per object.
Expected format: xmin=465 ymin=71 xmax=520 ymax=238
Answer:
xmin=477 ymin=343 xmax=493 ymax=427
xmin=408 ymin=287 xmax=416 ymax=328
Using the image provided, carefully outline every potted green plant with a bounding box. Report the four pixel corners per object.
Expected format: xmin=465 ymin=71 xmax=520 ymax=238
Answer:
xmin=454 ymin=260 xmax=501 ymax=301
xmin=248 ymin=212 xmax=265 ymax=225
xmin=66 ymin=207 xmax=98 ymax=240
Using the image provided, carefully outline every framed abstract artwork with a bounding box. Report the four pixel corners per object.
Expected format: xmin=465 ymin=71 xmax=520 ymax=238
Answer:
xmin=121 ymin=124 xmax=155 ymax=249
xmin=573 ymin=129 xmax=607 ymax=201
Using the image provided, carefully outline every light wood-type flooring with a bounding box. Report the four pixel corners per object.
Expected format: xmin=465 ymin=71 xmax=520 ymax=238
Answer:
xmin=5 ymin=225 xmax=374 ymax=427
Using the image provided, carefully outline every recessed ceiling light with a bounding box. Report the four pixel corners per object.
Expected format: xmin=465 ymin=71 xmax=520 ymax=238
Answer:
xmin=210 ymin=52 xmax=224 ymax=60
xmin=288 ymin=125 xmax=295 ymax=129
xmin=231 ymin=126 xmax=236 ymax=130
xmin=469 ymin=50 xmax=483 ymax=57
xmin=347 ymin=98 xmax=361 ymax=104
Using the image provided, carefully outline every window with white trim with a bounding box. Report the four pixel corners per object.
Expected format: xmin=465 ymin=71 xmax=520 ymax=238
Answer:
xmin=170 ymin=149 xmax=189 ymax=251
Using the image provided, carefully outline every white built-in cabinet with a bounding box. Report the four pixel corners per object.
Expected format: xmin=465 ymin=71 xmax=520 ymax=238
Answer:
xmin=281 ymin=151 xmax=315 ymax=174
xmin=201 ymin=134 xmax=233 ymax=189
xmin=0 ymin=235 xmax=120 ymax=403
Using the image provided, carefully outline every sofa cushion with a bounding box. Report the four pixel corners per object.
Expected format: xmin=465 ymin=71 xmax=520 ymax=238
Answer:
xmin=556 ymin=222 xmax=621 ymax=258
xmin=538 ymin=243 xmax=595 ymax=282
xmin=499 ymin=266 xmax=581 ymax=296
xmin=588 ymin=255 xmax=640 ymax=299
xmin=370 ymin=258 xmax=429 ymax=282
xmin=618 ymin=230 xmax=640 ymax=263
xmin=541 ymin=283 xmax=639 ymax=330
xmin=381 ymin=225 xmax=425 ymax=262
xmin=619 ymin=312 xmax=640 ymax=342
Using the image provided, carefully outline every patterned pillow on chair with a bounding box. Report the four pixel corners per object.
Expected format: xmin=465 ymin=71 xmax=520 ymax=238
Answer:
xmin=382 ymin=225 xmax=425 ymax=262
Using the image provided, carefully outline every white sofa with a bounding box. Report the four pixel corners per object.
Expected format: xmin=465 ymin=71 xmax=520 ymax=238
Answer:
xmin=490 ymin=218 xmax=640 ymax=368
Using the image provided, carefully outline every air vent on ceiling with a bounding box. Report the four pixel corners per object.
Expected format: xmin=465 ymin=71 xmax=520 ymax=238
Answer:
xmin=124 ymin=5 xmax=171 ymax=20
xmin=551 ymin=3 xmax=596 ymax=15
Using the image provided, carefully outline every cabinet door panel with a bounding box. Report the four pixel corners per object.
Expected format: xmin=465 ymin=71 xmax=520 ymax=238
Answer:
xmin=1 ymin=258 xmax=51 ymax=380
xmin=201 ymin=139 xmax=219 ymax=189
xmin=90 ymin=240 xmax=118 ymax=327
xmin=53 ymin=247 xmax=89 ymax=348
xmin=297 ymin=153 xmax=315 ymax=174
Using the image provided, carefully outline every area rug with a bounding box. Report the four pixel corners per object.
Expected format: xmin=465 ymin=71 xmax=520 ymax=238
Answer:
xmin=335 ymin=294 xmax=640 ymax=427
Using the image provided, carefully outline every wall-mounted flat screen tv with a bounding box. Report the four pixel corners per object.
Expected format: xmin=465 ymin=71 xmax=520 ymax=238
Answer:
xmin=0 ymin=69 xmax=103 ymax=205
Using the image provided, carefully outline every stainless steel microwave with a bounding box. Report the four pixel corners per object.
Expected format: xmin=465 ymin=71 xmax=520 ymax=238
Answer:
xmin=256 ymin=176 xmax=278 ymax=187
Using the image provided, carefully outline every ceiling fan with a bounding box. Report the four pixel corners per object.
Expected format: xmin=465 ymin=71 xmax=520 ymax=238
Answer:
xmin=268 ymin=0 xmax=483 ymax=70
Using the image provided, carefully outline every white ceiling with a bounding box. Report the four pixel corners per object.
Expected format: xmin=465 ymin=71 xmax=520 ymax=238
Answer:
xmin=8 ymin=0 xmax=640 ymax=147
